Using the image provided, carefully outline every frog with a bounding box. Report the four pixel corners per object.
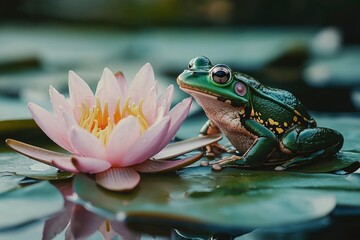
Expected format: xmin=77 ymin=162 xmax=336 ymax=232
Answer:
xmin=177 ymin=56 xmax=344 ymax=171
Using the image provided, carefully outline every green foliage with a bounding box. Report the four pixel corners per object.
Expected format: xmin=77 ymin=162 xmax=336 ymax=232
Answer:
xmin=0 ymin=181 xmax=63 ymax=229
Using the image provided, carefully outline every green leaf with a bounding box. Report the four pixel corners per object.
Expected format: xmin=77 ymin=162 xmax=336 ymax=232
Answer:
xmin=182 ymin=167 xmax=360 ymax=207
xmin=74 ymin=169 xmax=338 ymax=231
xmin=0 ymin=181 xmax=64 ymax=229
xmin=0 ymin=152 xmax=73 ymax=180
xmin=0 ymin=172 xmax=24 ymax=194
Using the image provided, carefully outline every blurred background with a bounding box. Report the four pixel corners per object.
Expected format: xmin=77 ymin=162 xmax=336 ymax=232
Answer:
xmin=0 ymin=0 xmax=360 ymax=120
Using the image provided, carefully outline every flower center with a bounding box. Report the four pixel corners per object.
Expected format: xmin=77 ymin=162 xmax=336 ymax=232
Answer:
xmin=79 ymin=97 xmax=149 ymax=145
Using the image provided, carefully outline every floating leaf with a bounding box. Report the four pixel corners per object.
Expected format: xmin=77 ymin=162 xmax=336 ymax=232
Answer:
xmin=74 ymin=168 xmax=340 ymax=232
xmin=0 ymin=181 xmax=63 ymax=229
xmin=0 ymin=152 xmax=73 ymax=180
xmin=0 ymin=172 xmax=24 ymax=194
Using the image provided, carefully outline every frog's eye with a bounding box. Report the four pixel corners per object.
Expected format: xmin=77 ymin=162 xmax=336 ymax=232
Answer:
xmin=234 ymin=81 xmax=247 ymax=96
xmin=211 ymin=66 xmax=231 ymax=84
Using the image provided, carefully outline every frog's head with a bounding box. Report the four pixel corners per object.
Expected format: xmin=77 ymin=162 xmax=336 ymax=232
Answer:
xmin=177 ymin=56 xmax=249 ymax=107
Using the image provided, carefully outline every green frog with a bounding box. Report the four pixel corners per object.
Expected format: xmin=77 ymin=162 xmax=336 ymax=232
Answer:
xmin=177 ymin=56 xmax=343 ymax=170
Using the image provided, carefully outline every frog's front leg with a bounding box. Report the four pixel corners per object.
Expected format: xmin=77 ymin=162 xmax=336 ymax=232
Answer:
xmin=200 ymin=120 xmax=228 ymax=158
xmin=276 ymin=126 xmax=344 ymax=170
xmin=207 ymin=119 xmax=278 ymax=170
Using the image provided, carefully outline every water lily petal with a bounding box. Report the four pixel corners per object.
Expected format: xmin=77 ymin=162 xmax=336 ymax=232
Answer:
xmin=28 ymin=102 xmax=73 ymax=152
xmin=157 ymin=84 xmax=174 ymax=115
xmin=95 ymin=68 xmax=122 ymax=115
xmin=141 ymin=81 xmax=158 ymax=125
xmin=95 ymin=168 xmax=140 ymax=191
xmin=62 ymin=110 xmax=78 ymax=130
xmin=68 ymin=70 xmax=94 ymax=120
xmin=71 ymin=156 xmax=111 ymax=174
xmin=49 ymin=86 xmax=73 ymax=123
xmin=70 ymin=204 xmax=104 ymax=239
xmin=128 ymin=63 xmax=155 ymax=104
xmin=122 ymin=117 xmax=171 ymax=166
xmin=115 ymin=71 xmax=128 ymax=106
xmin=157 ymin=97 xmax=192 ymax=151
xmin=133 ymin=152 xmax=203 ymax=173
xmin=52 ymin=158 xmax=79 ymax=173
xmin=69 ymin=126 xmax=106 ymax=160
xmin=106 ymin=116 xmax=140 ymax=167
xmin=5 ymin=139 xmax=70 ymax=166
xmin=153 ymin=134 xmax=222 ymax=160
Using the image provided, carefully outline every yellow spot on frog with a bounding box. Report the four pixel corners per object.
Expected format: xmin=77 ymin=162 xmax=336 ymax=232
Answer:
xmin=260 ymin=119 xmax=264 ymax=124
xmin=268 ymin=118 xmax=279 ymax=126
xmin=250 ymin=108 xmax=255 ymax=117
xmin=276 ymin=127 xmax=284 ymax=134
xmin=239 ymin=107 xmax=245 ymax=115
xmin=283 ymin=122 xmax=288 ymax=127
xmin=293 ymin=116 xmax=298 ymax=122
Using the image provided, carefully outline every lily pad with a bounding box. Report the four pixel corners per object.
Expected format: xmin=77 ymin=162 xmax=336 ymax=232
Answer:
xmin=0 ymin=172 xmax=24 ymax=194
xmin=74 ymin=169 xmax=341 ymax=232
xmin=0 ymin=181 xmax=63 ymax=229
xmin=185 ymin=167 xmax=360 ymax=206
xmin=0 ymin=152 xmax=73 ymax=180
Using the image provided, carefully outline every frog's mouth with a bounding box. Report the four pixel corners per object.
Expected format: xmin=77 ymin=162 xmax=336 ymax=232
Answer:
xmin=177 ymin=80 xmax=244 ymax=107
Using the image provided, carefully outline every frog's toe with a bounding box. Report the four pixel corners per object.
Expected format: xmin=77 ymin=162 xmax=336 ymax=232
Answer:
xmin=204 ymin=143 xmax=228 ymax=159
xmin=202 ymin=155 xmax=243 ymax=171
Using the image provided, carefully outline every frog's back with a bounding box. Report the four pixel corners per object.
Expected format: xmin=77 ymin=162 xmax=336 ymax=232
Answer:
xmin=237 ymin=73 xmax=315 ymax=126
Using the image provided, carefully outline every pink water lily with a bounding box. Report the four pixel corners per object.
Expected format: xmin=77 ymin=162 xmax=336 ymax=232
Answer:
xmin=7 ymin=64 xmax=195 ymax=191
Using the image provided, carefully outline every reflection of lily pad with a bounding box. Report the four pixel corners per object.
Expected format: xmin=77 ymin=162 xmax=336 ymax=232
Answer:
xmin=0 ymin=181 xmax=63 ymax=229
xmin=74 ymin=167 xmax=350 ymax=233
xmin=0 ymin=152 xmax=73 ymax=180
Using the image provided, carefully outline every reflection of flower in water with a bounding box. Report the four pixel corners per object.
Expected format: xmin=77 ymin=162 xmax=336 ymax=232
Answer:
xmin=7 ymin=64 xmax=193 ymax=191
xmin=43 ymin=182 xmax=140 ymax=240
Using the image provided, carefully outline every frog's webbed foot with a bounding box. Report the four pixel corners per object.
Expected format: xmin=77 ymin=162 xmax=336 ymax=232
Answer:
xmin=201 ymin=154 xmax=243 ymax=171
xmin=204 ymin=142 xmax=229 ymax=158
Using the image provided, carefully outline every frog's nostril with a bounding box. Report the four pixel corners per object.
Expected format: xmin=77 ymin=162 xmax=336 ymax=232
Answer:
xmin=189 ymin=56 xmax=212 ymax=69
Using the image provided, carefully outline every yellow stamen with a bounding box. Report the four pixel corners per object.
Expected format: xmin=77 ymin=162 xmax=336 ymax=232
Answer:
xmin=105 ymin=220 xmax=111 ymax=232
xmin=78 ymin=97 xmax=150 ymax=145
